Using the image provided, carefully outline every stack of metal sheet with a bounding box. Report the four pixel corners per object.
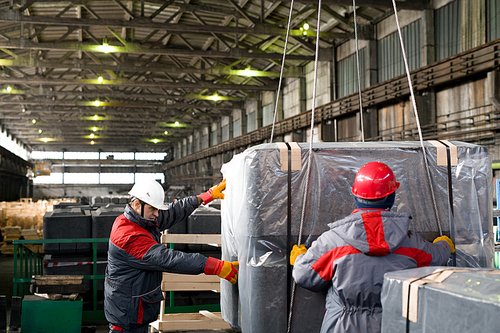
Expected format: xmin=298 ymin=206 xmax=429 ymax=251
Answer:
xmin=220 ymin=141 xmax=494 ymax=332
xmin=381 ymin=266 xmax=500 ymax=332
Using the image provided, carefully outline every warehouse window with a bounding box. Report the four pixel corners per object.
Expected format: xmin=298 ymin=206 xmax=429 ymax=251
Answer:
xmin=202 ymin=134 xmax=208 ymax=149
xmin=31 ymin=151 xmax=167 ymax=184
xmin=100 ymin=173 xmax=135 ymax=184
xmin=99 ymin=152 xmax=135 ymax=160
xmin=221 ymin=124 xmax=230 ymax=141
xmin=31 ymin=151 xmax=166 ymax=161
xmin=64 ymin=152 xmax=100 ymax=160
xmin=133 ymin=152 xmax=166 ymax=160
xmin=64 ymin=173 xmax=100 ymax=184
xmin=31 ymin=151 xmax=63 ymax=159
xmin=488 ymin=0 xmax=500 ymax=41
xmin=338 ymin=48 xmax=366 ymax=98
xmin=32 ymin=172 xmax=63 ymax=184
xmin=378 ymin=20 xmax=421 ymax=83
xmin=262 ymin=104 xmax=274 ymax=127
xmin=233 ymin=118 xmax=241 ymax=137
xmin=211 ymin=129 xmax=218 ymax=146
xmin=435 ymin=0 xmax=461 ymax=60
xmin=247 ymin=111 xmax=256 ymax=132
xmin=134 ymin=173 xmax=165 ymax=183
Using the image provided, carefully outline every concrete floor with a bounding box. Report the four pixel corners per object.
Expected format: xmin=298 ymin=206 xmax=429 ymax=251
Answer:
xmin=0 ymin=255 xmax=232 ymax=333
xmin=0 ymin=254 xmax=109 ymax=332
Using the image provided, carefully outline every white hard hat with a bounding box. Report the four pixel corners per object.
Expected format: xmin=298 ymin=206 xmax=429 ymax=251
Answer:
xmin=128 ymin=179 xmax=169 ymax=210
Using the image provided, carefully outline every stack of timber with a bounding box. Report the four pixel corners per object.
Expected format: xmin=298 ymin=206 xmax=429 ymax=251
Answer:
xmin=1 ymin=226 xmax=22 ymax=255
xmin=0 ymin=198 xmax=76 ymax=231
xmin=30 ymin=275 xmax=86 ymax=301
xmin=21 ymin=229 xmax=43 ymax=253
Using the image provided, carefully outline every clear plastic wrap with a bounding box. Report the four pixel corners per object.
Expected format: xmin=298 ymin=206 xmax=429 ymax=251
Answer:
xmin=381 ymin=267 xmax=500 ymax=332
xmin=220 ymin=141 xmax=493 ymax=332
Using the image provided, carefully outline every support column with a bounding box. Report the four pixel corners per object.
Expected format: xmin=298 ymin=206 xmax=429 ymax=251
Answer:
xmin=421 ymin=9 xmax=436 ymax=66
xmin=367 ymin=39 xmax=378 ymax=86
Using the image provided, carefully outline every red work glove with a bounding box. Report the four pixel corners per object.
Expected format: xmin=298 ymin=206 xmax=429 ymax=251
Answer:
xmin=204 ymin=257 xmax=239 ymax=284
xmin=199 ymin=179 xmax=226 ymax=205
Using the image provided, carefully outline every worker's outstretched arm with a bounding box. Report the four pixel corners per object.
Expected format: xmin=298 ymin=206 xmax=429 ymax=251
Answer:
xmin=198 ymin=179 xmax=226 ymax=205
xmin=204 ymin=257 xmax=239 ymax=284
xmin=157 ymin=195 xmax=198 ymax=231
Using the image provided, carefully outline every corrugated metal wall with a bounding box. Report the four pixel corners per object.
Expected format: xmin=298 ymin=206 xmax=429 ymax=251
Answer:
xmin=436 ymin=77 xmax=494 ymax=141
xmin=435 ymin=0 xmax=461 ymax=60
xmin=487 ymin=0 xmax=500 ymax=41
xmin=337 ymin=48 xmax=366 ymax=98
xmin=337 ymin=115 xmax=360 ymax=141
xmin=378 ymin=101 xmax=416 ymax=140
xmin=461 ymin=0 xmax=485 ymax=51
xmin=377 ymin=19 xmax=421 ymax=83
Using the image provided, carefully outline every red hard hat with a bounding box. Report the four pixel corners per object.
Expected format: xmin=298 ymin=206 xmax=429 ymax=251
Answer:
xmin=351 ymin=162 xmax=400 ymax=200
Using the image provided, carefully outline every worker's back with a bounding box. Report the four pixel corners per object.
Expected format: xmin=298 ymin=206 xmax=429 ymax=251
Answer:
xmin=293 ymin=209 xmax=451 ymax=333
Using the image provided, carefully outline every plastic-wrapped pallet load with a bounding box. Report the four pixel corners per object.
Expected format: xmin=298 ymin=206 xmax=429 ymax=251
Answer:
xmin=220 ymin=141 xmax=494 ymax=333
xmin=381 ymin=266 xmax=500 ymax=332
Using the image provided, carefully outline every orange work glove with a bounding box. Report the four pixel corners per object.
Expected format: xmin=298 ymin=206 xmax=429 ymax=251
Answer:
xmin=433 ymin=235 xmax=456 ymax=254
xmin=204 ymin=257 xmax=239 ymax=284
xmin=290 ymin=244 xmax=307 ymax=266
xmin=199 ymin=179 xmax=226 ymax=205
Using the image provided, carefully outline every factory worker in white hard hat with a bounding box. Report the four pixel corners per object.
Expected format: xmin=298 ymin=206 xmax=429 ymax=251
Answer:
xmin=104 ymin=179 xmax=238 ymax=333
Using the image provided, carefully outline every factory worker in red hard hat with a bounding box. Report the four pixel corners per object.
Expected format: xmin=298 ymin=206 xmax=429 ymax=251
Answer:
xmin=291 ymin=161 xmax=454 ymax=333
xmin=105 ymin=179 xmax=238 ymax=333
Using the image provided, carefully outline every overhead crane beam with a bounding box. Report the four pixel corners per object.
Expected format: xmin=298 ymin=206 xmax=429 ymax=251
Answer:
xmin=1 ymin=76 xmax=277 ymax=91
xmin=0 ymin=10 xmax=370 ymax=43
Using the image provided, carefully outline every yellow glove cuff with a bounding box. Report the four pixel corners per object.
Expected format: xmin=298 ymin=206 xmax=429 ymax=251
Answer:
xmin=290 ymin=244 xmax=307 ymax=266
xmin=433 ymin=235 xmax=456 ymax=254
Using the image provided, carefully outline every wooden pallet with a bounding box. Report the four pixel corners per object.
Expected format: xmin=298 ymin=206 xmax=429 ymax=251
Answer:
xmin=150 ymin=232 xmax=230 ymax=332
xmin=150 ymin=311 xmax=231 ymax=332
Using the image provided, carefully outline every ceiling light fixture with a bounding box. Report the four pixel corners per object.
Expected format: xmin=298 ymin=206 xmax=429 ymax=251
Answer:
xmin=6 ymin=86 xmax=12 ymax=92
xmin=92 ymin=127 xmax=98 ymax=132
xmin=164 ymin=131 xmax=169 ymax=135
xmin=32 ymin=119 xmax=37 ymax=124
xmin=93 ymin=114 xmax=99 ymax=120
xmin=153 ymin=139 xmax=159 ymax=144
xmin=90 ymin=133 xmax=95 ymax=138
xmin=208 ymin=93 xmax=221 ymax=101
xmin=91 ymin=140 xmax=95 ymax=145
xmin=38 ymin=129 xmax=43 ymax=133
xmin=98 ymin=76 xmax=104 ymax=83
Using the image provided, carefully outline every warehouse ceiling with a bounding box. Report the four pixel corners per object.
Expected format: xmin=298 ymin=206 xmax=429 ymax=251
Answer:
xmin=0 ymin=0 xmax=429 ymax=152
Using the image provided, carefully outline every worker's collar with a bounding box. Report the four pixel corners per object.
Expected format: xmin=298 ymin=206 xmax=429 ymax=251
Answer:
xmin=351 ymin=208 xmax=390 ymax=215
xmin=124 ymin=204 xmax=158 ymax=229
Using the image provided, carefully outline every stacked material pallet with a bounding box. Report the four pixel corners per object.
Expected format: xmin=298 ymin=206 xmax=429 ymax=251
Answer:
xmin=1 ymin=226 xmax=22 ymax=255
xmin=220 ymin=141 xmax=493 ymax=333
xmin=0 ymin=198 xmax=76 ymax=231
xmin=21 ymin=229 xmax=43 ymax=254
xmin=381 ymin=267 xmax=500 ymax=332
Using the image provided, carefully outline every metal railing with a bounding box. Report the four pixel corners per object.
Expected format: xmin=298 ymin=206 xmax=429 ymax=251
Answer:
xmin=12 ymin=238 xmax=109 ymax=322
